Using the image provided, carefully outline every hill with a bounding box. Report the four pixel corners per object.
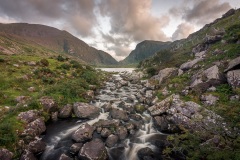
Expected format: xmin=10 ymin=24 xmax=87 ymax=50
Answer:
xmin=0 ymin=23 xmax=118 ymax=65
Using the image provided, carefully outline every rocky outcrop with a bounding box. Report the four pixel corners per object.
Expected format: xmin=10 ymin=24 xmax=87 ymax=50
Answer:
xmin=151 ymin=68 xmax=178 ymax=84
xmin=72 ymin=123 xmax=94 ymax=142
xmin=73 ymin=102 xmax=100 ymax=119
xmin=79 ymin=138 xmax=108 ymax=160
xmin=58 ymin=104 xmax=72 ymax=118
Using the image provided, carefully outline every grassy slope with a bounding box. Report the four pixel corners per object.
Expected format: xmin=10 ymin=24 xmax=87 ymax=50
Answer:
xmin=140 ymin=9 xmax=240 ymax=159
xmin=0 ymin=36 xmax=108 ymax=157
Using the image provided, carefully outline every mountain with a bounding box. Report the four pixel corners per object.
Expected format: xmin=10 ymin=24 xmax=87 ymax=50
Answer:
xmin=0 ymin=23 xmax=118 ymax=65
xmin=120 ymin=40 xmax=171 ymax=64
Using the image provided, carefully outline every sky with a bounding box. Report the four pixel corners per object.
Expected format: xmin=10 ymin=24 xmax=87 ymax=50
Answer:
xmin=0 ymin=0 xmax=239 ymax=61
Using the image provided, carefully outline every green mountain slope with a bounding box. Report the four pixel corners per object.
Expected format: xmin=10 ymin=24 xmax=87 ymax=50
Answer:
xmin=0 ymin=23 xmax=118 ymax=65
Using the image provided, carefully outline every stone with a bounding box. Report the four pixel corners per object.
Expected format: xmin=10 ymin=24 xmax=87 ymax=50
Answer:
xmin=58 ymin=104 xmax=72 ymax=118
xmin=15 ymin=96 xmax=31 ymax=104
xmin=79 ymin=138 xmax=108 ymax=160
xmin=70 ymin=143 xmax=83 ymax=155
xmin=178 ymin=69 xmax=183 ymax=76
xmin=227 ymin=70 xmax=240 ymax=88
xmin=192 ymin=43 xmax=208 ymax=54
xmin=93 ymin=119 xmax=120 ymax=128
xmin=203 ymin=65 xmax=220 ymax=80
xmin=28 ymin=139 xmax=46 ymax=154
xmin=230 ymin=95 xmax=239 ymax=101
xmin=22 ymin=118 xmax=46 ymax=137
xmin=0 ymin=148 xmax=13 ymax=160
xmin=224 ymin=56 xmax=240 ymax=72
xmin=73 ymin=102 xmax=100 ymax=119
xmin=151 ymin=68 xmax=178 ymax=84
xmin=101 ymin=103 xmax=112 ymax=112
xmin=85 ymin=90 xmax=94 ymax=99
xmin=106 ymin=134 xmax=119 ymax=148
xmin=101 ymin=128 xmax=111 ymax=138
xmin=200 ymin=94 xmax=219 ymax=106
xmin=27 ymin=61 xmax=37 ymax=66
xmin=180 ymin=58 xmax=203 ymax=71
xmin=51 ymin=111 xmax=58 ymax=121
xmin=129 ymin=114 xmax=142 ymax=121
xmin=116 ymin=126 xmax=128 ymax=140
xmin=195 ymin=51 xmax=206 ymax=58
xmin=72 ymin=123 xmax=94 ymax=142
xmin=59 ymin=153 xmax=72 ymax=160
xmin=20 ymin=150 xmax=37 ymax=160
xmin=39 ymin=97 xmax=58 ymax=113
xmin=110 ymin=108 xmax=129 ymax=122
xmin=222 ymin=8 xmax=235 ymax=18
xmin=204 ymin=35 xmax=222 ymax=44
xmin=28 ymin=87 xmax=36 ymax=92
xmin=137 ymin=147 xmax=154 ymax=160
xmin=18 ymin=110 xmax=40 ymax=123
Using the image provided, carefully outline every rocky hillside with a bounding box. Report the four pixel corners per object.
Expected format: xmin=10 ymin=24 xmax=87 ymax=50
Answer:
xmin=137 ymin=8 xmax=240 ymax=159
xmin=0 ymin=23 xmax=118 ymax=65
xmin=120 ymin=40 xmax=171 ymax=65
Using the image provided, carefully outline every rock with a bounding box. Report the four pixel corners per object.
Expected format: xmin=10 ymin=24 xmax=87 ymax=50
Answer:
xmin=85 ymin=90 xmax=94 ymax=99
xmin=101 ymin=128 xmax=111 ymax=138
xmin=28 ymin=139 xmax=46 ymax=154
xmin=134 ymin=105 xmax=146 ymax=114
xmin=101 ymin=103 xmax=112 ymax=112
xmin=72 ymin=123 xmax=94 ymax=142
xmin=205 ymin=35 xmax=222 ymax=44
xmin=59 ymin=153 xmax=72 ymax=160
xmin=224 ymin=56 xmax=240 ymax=72
xmin=125 ymin=123 xmax=135 ymax=131
xmin=153 ymin=116 xmax=181 ymax=133
xmin=180 ymin=58 xmax=203 ymax=71
xmin=195 ymin=51 xmax=206 ymax=58
xmin=207 ymin=86 xmax=216 ymax=92
xmin=27 ymin=87 xmax=36 ymax=92
xmin=58 ymin=104 xmax=72 ymax=118
xmin=93 ymin=119 xmax=120 ymax=129
xmin=130 ymin=114 xmax=142 ymax=121
xmin=226 ymin=70 xmax=240 ymax=88
xmin=200 ymin=94 xmax=219 ymax=106
xmin=79 ymin=138 xmax=108 ymax=160
xmin=0 ymin=148 xmax=13 ymax=160
xmin=151 ymin=68 xmax=178 ymax=84
xmin=39 ymin=97 xmax=58 ymax=113
xmin=116 ymin=126 xmax=128 ymax=140
xmin=203 ymin=65 xmax=220 ymax=80
xmin=18 ymin=110 xmax=40 ymax=123
xmin=73 ymin=102 xmax=100 ymax=119
xmin=178 ymin=69 xmax=183 ymax=76
xmin=222 ymin=8 xmax=235 ymax=18
xmin=192 ymin=43 xmax=208 ymax=54
xmin=22 ymin=118 xmax=46 ymax=137
xmin=110 ymin=108 xmax=129 ymax=121
xmin=15 ymin=96 xmax=31 ymax=104
xmin=51 ymin=111 xmax=58 ymax=121
xmin=137 ymin=147 xmax=154 ymax=160
xmin=106 ymin=134 xmax=119 ymax=147
xmin=27 ymin=61 xmax=37 ymax=66
xmin=20 ymin=150 xmax=37 ymax=160
xmin=70 ymin=143 xmax=83 ymax=155
xmin=230 ymin=95 xmax=239 ymax=101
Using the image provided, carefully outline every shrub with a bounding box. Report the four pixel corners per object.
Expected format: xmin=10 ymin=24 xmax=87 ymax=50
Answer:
xmin=40 ymin=58 xmax=49 ymax=67
xmin=60 ymin=63 xmax=71 ymax=70
xmin=57 ymin=55 xmax=65 ymax=62
xmin=146 ymin=67 xmax=157 ymax=77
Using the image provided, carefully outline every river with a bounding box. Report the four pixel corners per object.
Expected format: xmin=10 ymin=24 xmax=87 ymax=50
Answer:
xmin=40 ymin=68 xmax=166 ymax=160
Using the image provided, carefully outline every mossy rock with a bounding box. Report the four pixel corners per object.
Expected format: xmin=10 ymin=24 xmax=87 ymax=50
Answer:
xmin=134 ymin=105 xmax=146 ymax=114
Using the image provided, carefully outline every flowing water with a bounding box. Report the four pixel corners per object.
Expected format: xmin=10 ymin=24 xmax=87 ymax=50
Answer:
xmin=40 ymin=68 xmax=166 ymax=160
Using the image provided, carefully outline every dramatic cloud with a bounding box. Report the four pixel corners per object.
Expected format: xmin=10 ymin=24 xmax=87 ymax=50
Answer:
xmin=172 ymin=23 xmax=195 ymax=41
xmin=98 ymin=0 xmax=170 ymax=41
xmin=0 ymin=0 xmax=96 ymax=36
xmin=183 ymin=0 xmax=231 ymax=25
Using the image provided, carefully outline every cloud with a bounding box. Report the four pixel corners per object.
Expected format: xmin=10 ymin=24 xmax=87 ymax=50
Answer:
xmin=183 ymin=0 xmax=231 ymax=25
xmin=0 ymin=0 xmax=96 ymax=37
xmin=98 ymin=0 xmax=170 ymax=42
xmin=172 ymin=23 xmax=195 ymax=41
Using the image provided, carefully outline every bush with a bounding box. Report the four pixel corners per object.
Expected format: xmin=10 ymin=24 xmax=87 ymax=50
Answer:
xmin=60 ymin=63 xmax=71 ymax=70
xmin=146 ymin=67 xmax=157 ymax=77
xmin=40 ymin=58 xmax=49 ymax=67
xmin=70 ymin=60 xmax=82 ymax=69
xmin=57 ymin=55 xmax=65 ymax=62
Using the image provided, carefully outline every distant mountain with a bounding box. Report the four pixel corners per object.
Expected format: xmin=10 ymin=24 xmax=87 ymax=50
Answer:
xmin=0 ymin=23 xmax=118 ymax=65
xmin=120 ymin=40 xmax=171 ymax=64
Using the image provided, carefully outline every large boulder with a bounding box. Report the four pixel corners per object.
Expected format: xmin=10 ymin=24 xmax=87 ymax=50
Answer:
xmin=204 ymin=35 xmax=222 ymax=44
xmin=72 ymin=123 xmax=94 ymax=142
xmin=226 ymin=70 xmax=240 ymax=88
xmin=106 ymin=134 xmax=119 ymax=148
xmin=224 ymin=56 xmax=240 ymax=72
xmin=18 ymin=110 xmax=40 ymax=123
xmin=79 ymin=138 xmax=108 ymax=160
xmin=39 ymin=97 xmax=58 ymax=113
xmin=28 ymin=139 xmax=46 ymax=154
xmin=151 ymin=68 xmax=178 ymax=84
xmin=180 ymin=58 xmax=203 ymax=71
xmin=22 ymin=118 xmax=46 ymax=137
xmin=73 ymin=102 xmax=100 ymax=119
xmin=0 ymin=148 xmax=13 ymax=160
xmin=58 ymin=104 xmax=72 ymax=118
xmin=110 ymin=108 xmax=129 ymax=121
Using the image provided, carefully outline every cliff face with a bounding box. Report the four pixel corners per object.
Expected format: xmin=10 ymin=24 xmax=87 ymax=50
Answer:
xmin=0 ymin=23 xmax=118 ymax=65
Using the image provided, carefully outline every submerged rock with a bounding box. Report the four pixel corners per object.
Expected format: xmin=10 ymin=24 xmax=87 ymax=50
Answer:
xmin=79 ymin=138 xmax=108 ymax=160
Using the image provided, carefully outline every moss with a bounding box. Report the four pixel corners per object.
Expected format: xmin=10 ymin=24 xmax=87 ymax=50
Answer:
xmin=134 ymin=105 xmax=146 ymax=114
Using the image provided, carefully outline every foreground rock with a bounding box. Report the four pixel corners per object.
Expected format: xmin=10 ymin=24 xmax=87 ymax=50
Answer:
xmin=72 ymin=123 xmax=94 ymax=142
xmin=110 ymin=108 xmax=129 ymax=121
xmin=79 ymin=138 xmax=108 ymax=160
xmin=18 ymin=110 xmax=40 ymax=123
xmin=22 ymin=118 xmax=46 ymax=137
xmin=58 ymin=104 xmax=73 ymax=118
xmin=73 ymin=102 xmax=100 ymax=119
xmin=0 ymin=148 xmax=13 ymax=160
xmin=39 ymin=97 xmax=58 ymax=113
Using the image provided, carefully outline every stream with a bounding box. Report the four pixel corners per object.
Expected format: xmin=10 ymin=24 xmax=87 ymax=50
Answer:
xmin=40 ymin=69 xmax=166 ymax=160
